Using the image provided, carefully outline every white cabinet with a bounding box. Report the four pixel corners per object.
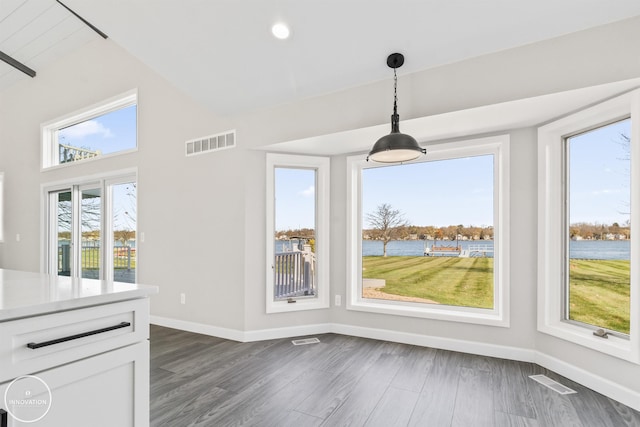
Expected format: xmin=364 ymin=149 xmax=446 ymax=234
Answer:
xmin=0 ymin=298 xmax=151 ymax=427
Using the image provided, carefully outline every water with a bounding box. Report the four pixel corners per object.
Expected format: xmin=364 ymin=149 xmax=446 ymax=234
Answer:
xmin=276 ymin=238 xmax=631 ymax=260
xmin=275 ymin=240 xmax=309 ymax=253
xmin=361 ymin=239 xmax=631 ymax=260
xmin=569 ymin=239 xmax=630 ymax=260
xmin=363 ymin=240 xmax=493 ymax=257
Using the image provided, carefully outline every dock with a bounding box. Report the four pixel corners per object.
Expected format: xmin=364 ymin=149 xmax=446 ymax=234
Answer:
xmin=424 ymin=244 xmax=494 ymax=257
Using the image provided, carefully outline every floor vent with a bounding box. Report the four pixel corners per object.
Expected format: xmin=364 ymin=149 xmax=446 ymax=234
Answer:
xmin=529 ymin=375 xmax=577 ymax=395
xmin=185 ymin=130 xmax=235 ymax=157
xmin=291 ymin=338 xmax=320 ymax=346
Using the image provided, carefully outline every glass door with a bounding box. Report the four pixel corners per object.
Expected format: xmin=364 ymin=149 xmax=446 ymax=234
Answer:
xmin=110 ymin=181 xmax=137 ymax=283
xmin=80 ymin=186 xmax=102 ymax=279
xmin=45 ymin=175 xmax=136 ymax=282
xmin=53 ymin=190 xmax=73 ymax=276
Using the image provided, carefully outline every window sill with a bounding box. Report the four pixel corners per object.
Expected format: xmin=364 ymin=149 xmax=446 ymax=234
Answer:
xmin=538 ymin=320 xmax=638 ymax=363
xmin=347 ymin=297 xmax=509 ymax=327
xmin=266 ymin=298 xmax=329 ymax=314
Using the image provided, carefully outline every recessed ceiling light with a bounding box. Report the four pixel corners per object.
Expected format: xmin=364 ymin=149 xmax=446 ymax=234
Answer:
xmin=271 ymin=22 xmax=290 ymax=40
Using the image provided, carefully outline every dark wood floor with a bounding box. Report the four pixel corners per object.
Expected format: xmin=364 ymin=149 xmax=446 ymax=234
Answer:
xmin=150 ymin=325 xmax=640 ymax=426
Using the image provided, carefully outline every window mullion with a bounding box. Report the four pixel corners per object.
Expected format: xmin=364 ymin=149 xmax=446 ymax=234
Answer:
xmin=103 ymin=181 xmax=114 ymax=281
xmin=72 ymin=185 xmax=81 ymax=278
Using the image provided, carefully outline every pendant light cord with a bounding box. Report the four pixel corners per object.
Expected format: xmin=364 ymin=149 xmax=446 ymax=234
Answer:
xmin=390 ymin=66 xmax=399 ymax=132
xmin=393 ymin=67 xmax=398 ymax=117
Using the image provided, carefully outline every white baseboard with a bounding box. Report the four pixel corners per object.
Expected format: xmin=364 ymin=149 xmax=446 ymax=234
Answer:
xmin=150 ymin=315 xmax=330 ymax=343
xmin=330 ymin=323 xmax=535 ymax=362
xmin=243 ymin=323 xmax=331 ymax=342
xmin=535 ymin=351 xmax=640 ymax=412
xmin=150 ymin=315 xmax=245 ymax=342
xmin=150 ymin=315 xmax=640 ymax=411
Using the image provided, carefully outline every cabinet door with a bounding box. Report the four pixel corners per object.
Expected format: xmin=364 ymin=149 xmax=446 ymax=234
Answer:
xmin=0 ymin=341 xmax=149 ymax=427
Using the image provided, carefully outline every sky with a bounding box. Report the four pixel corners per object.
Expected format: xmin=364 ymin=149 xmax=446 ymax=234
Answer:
xmin=58 ymin=105 xmax=137 ymax=155
xmin=274 ymin=118 xmax=631 ymax=231
xmin=275 ymin=168 xmax=316 ymax=231
xmin=273 ymin=155 xmax=495 ymax=231
xmin=362 ymin=155 xmax=494 ymax=228
xmin=112 ymin=182 xmax=137 ymax=231
xmin=569 ymin=118 xmax=631 ymax=226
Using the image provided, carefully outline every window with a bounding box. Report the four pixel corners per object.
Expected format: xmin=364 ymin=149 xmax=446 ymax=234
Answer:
xmin=266 ymin=154 xmax=330 ymax=313
xmin=538 ymin=90 xmax=640 ymax=362
xmin=43 ymin=172 xmax=137 ymax=283
xmin=347 ymin=136 xmax=510 ymax=326
xmin=567 ymin=119 xmax=631 ymax=334
xmin=41 ymin=90 xmax=137 ymax=169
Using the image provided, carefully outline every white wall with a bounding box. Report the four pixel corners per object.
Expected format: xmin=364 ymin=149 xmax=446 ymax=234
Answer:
xmin=2 ymin=14 xmax=640 ymax=404
xmin=0 ymin=40 xmax=245 ymax=331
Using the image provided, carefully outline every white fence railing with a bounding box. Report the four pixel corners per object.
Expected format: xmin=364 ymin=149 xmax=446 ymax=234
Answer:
xmin=274 ymin=246 xmax=316 ymax=299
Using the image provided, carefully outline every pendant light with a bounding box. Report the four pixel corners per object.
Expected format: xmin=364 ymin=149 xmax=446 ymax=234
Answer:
xmin=367 ymin=53 xmax=425 ymax=163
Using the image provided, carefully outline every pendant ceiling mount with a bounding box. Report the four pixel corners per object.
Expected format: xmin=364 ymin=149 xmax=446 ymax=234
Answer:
xmin=367 ymin=53 xmax=426 ymax=163
xmin=386 ymin=52 xmax=404 ymax=68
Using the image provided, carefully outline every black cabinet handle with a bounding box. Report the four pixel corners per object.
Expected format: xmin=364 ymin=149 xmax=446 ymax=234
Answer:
xmin=27 ymin=322 xmax=131 ymax=349
xmin=1 ymin=408 xmax=7 ymax=427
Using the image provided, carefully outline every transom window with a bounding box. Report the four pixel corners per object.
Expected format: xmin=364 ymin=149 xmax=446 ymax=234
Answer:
xmin=347 ymin=136 xmax=510 ymax=326
xmin=41 ymin=90 xmax=137 ymax=169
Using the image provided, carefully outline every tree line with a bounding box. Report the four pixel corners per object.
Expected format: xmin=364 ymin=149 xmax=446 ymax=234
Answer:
xmin=275 ymin=228 xmax=315 ymax=240
xmin=58 ymin=230 xmax=136 ymax=244
xmin=363 ymin=224 xmax=494 ymax=241
xmin=569 ymin=222 xmax=629 ymax=240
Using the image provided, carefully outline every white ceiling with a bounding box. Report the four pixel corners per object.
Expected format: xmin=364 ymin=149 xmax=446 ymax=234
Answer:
xmin=0 ymin=0 xmax=98 ymax=90
xmin=260 ymin=78 xmax=640 ymax=156
xmin=3 ymin=1 xmax=640 ymax=117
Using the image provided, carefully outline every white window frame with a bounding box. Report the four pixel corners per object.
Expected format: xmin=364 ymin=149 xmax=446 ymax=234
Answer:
xmin=346 ymin=135 xmax=510 ymax=327
xmin=0 ymin=172 xmax=3 ymax=242
xmin=40 ymin=169 xmax=138 ymax=282
xmin=41 ymin=89 xmax=138 ymax=170
xmin=266 ymin=153 xmax=330 ymax=313
xmin=537 ymin=89 xmax=640 ymax=363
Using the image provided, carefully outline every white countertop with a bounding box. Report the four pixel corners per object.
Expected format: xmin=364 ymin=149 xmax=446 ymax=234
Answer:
xmin=0 ymin=269 xmax=158 ymax=322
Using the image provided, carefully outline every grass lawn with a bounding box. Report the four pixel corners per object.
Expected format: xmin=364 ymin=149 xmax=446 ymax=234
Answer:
xmin=363 ymin=256 xmax=494 ymax=309
xmin=363 ymin=256 xmax=630 ymax=334
xmin=569 ymin=259 xmax=630 ymax=334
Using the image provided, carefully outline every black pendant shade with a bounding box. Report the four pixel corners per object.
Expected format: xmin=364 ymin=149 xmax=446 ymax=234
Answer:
xmin=367 ymin=53 xmax=425 ymax=163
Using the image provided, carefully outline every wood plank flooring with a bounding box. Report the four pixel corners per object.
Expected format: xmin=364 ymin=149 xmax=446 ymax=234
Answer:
xmin=150 ymin=325 xmax=640 ymax=426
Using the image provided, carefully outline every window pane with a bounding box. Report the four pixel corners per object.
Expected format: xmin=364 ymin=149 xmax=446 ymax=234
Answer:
xmin=81 ymin=188 xmax=101 ymax=279
xmin=361 ymin=155 xmax=494 ymax=309
xmin=56 ymin=191 xmax=72 ymax=277
xmin=567 ymin=118 xmax=631 ymax=334
xmin=273 ymin=168 xmax=317 ymax=300
xmin=113 ymin=182 xmax=137 ymax=283
xmin=58 ymin=105 xmax=136 ymax=164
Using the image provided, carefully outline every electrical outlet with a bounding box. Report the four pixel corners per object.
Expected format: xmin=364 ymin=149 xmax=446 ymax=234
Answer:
xmin=335 ymin=294 xmax=342 ymax=306
xmin=180 ymin=293 xmax=186 ymax=304
xmin=140 ymin=232 xmax=145 ymax=243
xmin=15 ymin=234 xmax=20 ymax=242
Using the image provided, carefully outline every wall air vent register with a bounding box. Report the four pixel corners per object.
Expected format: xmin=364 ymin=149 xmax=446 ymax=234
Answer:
xmin=185 ymin=130 xmax=236 ymax=157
